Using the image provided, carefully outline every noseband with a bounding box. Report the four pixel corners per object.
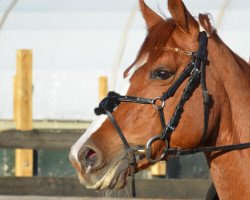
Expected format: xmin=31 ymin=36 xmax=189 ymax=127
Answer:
xmin=94 ymin=32 xmax=250 ymax=197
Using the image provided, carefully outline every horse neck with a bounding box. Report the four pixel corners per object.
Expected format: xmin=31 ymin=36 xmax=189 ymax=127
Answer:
xmin=208 ymin=37 xmax=250 ymax=139
xmin=206 ymin=38 xmax=250 ymax=200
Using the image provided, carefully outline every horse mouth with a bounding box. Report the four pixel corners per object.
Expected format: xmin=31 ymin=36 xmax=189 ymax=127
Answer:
xmin=79 ymin=158 xmax=130 ymax=190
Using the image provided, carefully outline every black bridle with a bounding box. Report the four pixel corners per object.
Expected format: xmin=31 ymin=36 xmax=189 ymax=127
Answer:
xmin=94 ymin=32 xmax=250 ymax=197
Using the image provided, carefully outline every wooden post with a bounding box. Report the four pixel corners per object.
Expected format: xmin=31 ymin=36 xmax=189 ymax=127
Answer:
xmin=13 ymin=75 xmax=17 ymax=124
xmin=14 ymin=49 xmax=33 ymax=177
xmin=150 ymin=161 xmax=167 ymax=177
xmin=98 ymin=76 xmax=108 ymax=100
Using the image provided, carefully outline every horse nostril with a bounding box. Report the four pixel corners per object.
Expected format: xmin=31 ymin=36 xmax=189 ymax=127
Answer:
xmin=80 ymin=147 xmax=98 ymax=173
xmin=85 ymin=148 xmax=97 ymax=161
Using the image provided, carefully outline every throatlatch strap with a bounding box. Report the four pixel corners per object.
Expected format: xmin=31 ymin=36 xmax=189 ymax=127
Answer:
xmin=201 ymin=60 xmax=210 ymax=144
xmin=196 ymin=31 xmax=209 ymax=144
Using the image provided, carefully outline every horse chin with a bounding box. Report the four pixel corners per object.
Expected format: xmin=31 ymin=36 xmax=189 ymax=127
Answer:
xmin=78 ymin=158 xmax=130 ymax=191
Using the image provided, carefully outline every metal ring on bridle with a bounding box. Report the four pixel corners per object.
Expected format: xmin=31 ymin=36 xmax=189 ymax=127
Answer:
xmin=145 ymin=135 xmax=169 ymax=163
xmin=152 ymin=97 xmax=165 ymax=110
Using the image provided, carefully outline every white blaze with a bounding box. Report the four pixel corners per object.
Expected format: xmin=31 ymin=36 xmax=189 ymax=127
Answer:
xmin=70 ymin=114 xmax=107 ymax=161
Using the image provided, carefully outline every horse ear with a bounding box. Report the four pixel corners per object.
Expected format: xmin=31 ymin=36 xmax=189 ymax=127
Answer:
xmin=139 ymin=0 xmax=164 ymax=29
xmin=168 ymin=0 xmax=199 ymax=34
xmin=198 ymin=13 xmax=215 ymax=36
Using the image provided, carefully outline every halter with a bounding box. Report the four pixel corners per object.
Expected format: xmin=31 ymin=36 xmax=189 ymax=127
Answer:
xmin=94 ymin=32 xmax=250 ymax=197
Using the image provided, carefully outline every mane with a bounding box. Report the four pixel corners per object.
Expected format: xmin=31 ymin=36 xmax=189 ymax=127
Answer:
xmin=124 ymin=19 xmax=176 ymax=77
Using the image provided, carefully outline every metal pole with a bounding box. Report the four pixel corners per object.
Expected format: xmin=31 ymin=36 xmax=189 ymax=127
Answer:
xmin=0 ymin=0 xmax=18 ymax=31
xmin=110 ymin=3 xmax=138 ymax=90
xmin=216 ymin=0 xmax=230 ymax=30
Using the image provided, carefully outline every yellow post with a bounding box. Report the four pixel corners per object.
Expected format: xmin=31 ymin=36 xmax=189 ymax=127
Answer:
xmin=98 ymin=76 xmax=108 ymax=100
xmin=150 ymin=161 xmax=167 ymax=176
xmin=14 ymin=49 xmax=33 ymax=177
xmin=13 ymin=75 xmax=17 ymax=124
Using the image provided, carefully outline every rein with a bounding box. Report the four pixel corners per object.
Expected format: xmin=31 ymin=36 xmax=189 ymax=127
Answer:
xmin=94 ymin=31 xmax=250 ymax=197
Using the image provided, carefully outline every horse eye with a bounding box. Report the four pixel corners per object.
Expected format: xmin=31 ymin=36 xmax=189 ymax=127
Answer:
xmin=152 ymin=69 xmax=174 ymax=80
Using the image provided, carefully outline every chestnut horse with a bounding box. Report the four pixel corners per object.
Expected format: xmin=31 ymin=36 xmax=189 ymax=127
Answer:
xmin=70 ymin=0 xmax=250 ymax=199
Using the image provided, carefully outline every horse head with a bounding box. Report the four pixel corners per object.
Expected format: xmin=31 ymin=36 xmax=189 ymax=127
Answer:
xmin=70 ymin=0 xmax=250 ymax=198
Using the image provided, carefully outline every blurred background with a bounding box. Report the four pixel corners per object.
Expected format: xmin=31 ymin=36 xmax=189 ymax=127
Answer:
xmin=1 ymin=0 xmax=250 ymax=120
xmin=0 ymin=0 xmax=249 ymax=198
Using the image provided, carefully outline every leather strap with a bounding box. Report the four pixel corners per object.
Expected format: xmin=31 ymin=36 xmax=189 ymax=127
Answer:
xmin=161 ymin=62 xmax=195 ymax=101
xmin=160 ymin=67 xmax=200 ymax=141
xmin=195 ymin=31 xmax=209 ymax=144
xmin=164 ymin=142 xmax=250 ymax=156
xmin=104 ymin=109 xmax=130 ymax=149
xmin=104 ymin=109 xmax=136 ymax=197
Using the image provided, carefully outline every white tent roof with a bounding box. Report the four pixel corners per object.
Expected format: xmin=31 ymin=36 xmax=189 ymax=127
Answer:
xmin=0 ymin=0 xmax=249 ymax=120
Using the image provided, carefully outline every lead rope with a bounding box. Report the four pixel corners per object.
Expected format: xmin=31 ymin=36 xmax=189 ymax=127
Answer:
xmin=130 ymin=157 xmax=136 ymax=197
